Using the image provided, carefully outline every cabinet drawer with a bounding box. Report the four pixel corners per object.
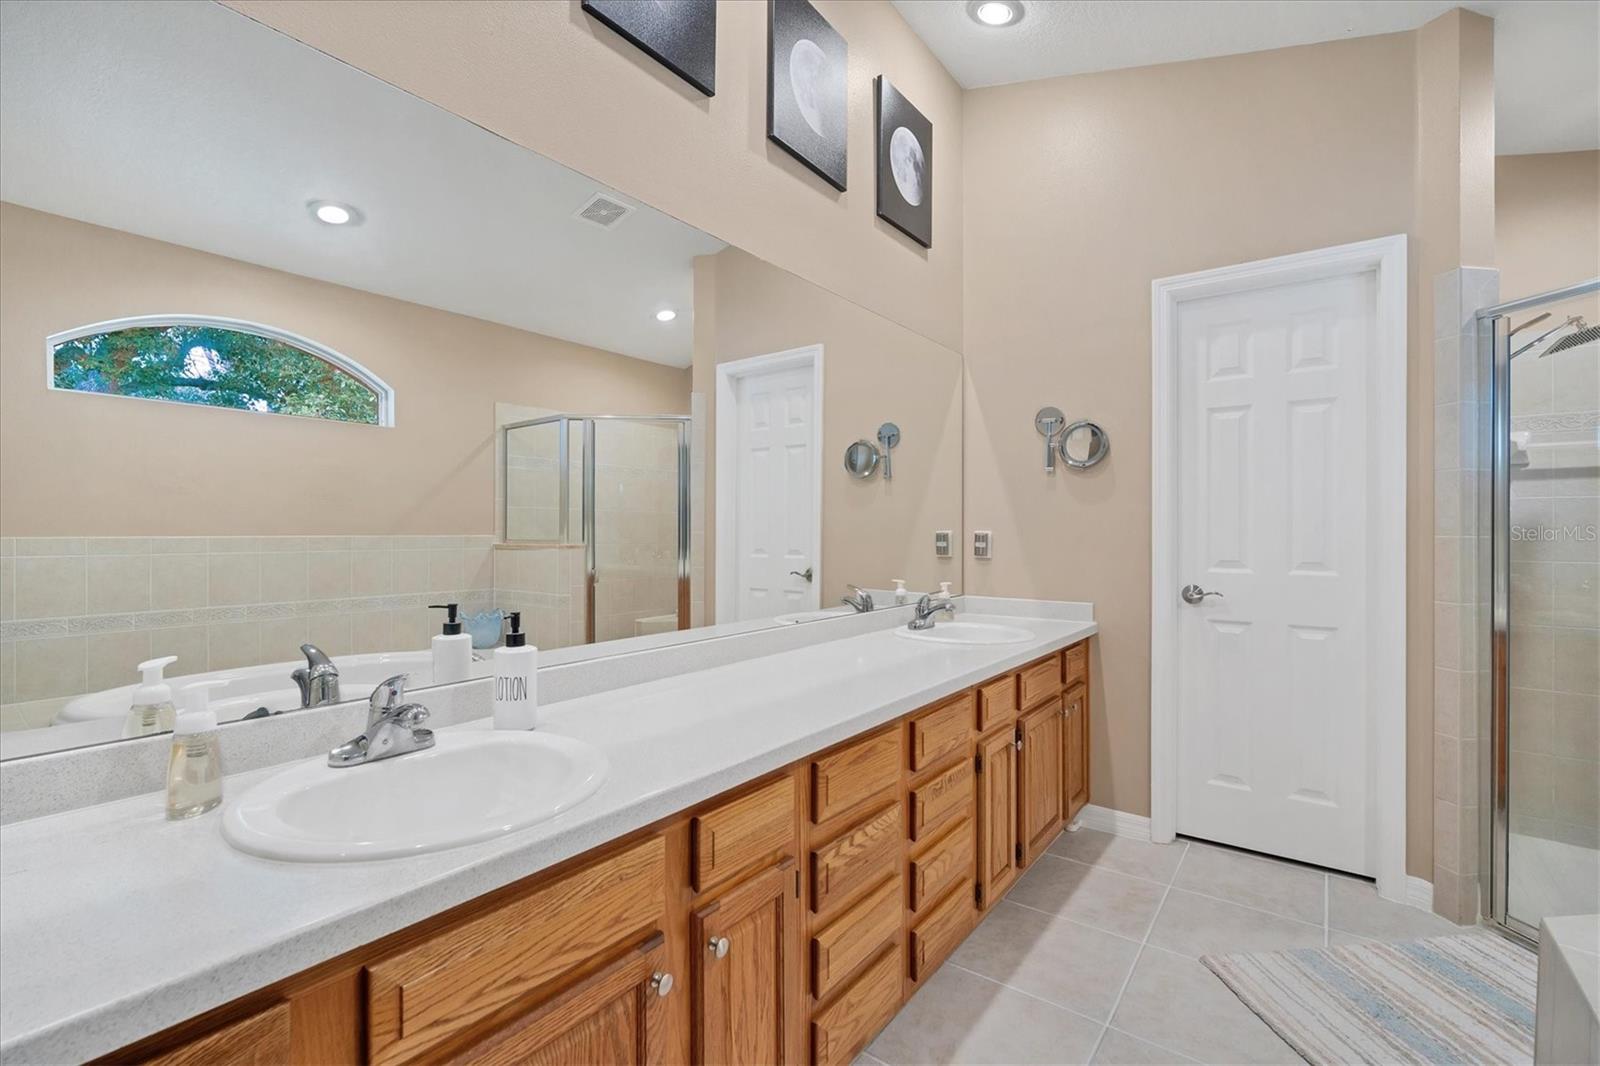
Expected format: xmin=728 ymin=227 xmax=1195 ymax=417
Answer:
xmin=811 ymin=803 xmax=902 ymax=915
xmin=691 ymin=774 xmax=795 ymax=893
xmin=909 ymin=692 xmax=973 ymax=772
xmin=366 ymin=836 xmax=666 ymax=1066
xmin=811 ymin=947 xmax=901 ymax=1066
xmin=909 ymin=878 xmax=970 ymax=982
xmin=909 ymin=817 xmax=973 ymax=913
xmin=811 ymin=876 xmax=901 ymax=1001
xmin=1019 ymin=655 xmax=1062 ymax=709
xmin=1064 ymin=642 xmax=1088 ymax=687
xmin=907 ymin=756 xmax=973 ymax=842
xmin=976 ymin=674 xmax=1017 ymax=732
xmin=812 ymin=729 xmax=898 ymax=825
xmin=137 ymin=1002 xmax=290 ymax=1066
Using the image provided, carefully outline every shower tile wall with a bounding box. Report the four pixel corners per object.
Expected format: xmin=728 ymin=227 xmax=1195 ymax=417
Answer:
xmin=491 ymin=545 xmax=585 ymax=651
xmin=0 ymin=535 xmax=494 ymax=730
xmin=1508 ymin=326 xmax=1599 ymax=851
xmin=1432 ymin=266 xmax=1497 ymax=923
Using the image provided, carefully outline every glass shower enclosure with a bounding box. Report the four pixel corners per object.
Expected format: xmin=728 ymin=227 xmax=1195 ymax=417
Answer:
xmin=1481 ymin=278 xmax=1599 ymax=944
xmin=501 ymin=414 xmax=690 ymax=647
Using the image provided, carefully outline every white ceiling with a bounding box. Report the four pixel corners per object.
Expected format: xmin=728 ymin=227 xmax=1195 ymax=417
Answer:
xmin=894 ymin=0 xmax=1600 ymax=155
xmin=0 ymin=0 xmax=724 ymax=368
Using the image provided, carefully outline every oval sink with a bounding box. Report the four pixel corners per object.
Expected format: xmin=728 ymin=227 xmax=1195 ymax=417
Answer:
xmin=223 ymin=731 xmax=608 ymax=862
xmin=895 ymin=622 xmax=1035 ymax=646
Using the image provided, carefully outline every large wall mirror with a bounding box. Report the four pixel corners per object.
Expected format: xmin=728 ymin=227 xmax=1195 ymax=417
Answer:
xmin=0 ymin=1 xmax=962 ymax=758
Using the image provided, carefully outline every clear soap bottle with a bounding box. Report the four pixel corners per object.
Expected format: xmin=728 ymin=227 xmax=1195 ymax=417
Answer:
xmin=167 ymin=680 xmax=226 ymax=820
xmin=124 ymin=654 xmax=178 ymax=738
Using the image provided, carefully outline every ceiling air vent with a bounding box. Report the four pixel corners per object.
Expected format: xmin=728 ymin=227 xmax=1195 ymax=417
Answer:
xmin=574 ymin=192 xmax=634 ymax=229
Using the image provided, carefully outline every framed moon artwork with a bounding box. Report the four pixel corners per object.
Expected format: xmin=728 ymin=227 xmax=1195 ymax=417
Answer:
xmin=582 ymin=0 xmax=716 ymax=97
xmin=874 ymin=76 xmax=932 ymax=248
xmin=767 ymin=0 xmax=847 ymax=191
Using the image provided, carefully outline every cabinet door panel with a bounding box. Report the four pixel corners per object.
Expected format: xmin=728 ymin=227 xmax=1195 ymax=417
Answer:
xmin=809 ymin=948 xmax=900 ymax=1066
xmin=975 ymin=728 xmax=1019 ymax=909
xmin=1064 ymin=681 xmax=1090 ymax=821
xmin=692 ymin=775 xmax=796 ymax=893
xmin=811 ymin=730 xmax=899 ymax=825
xmin=136 ymin=1003 xmax=290 ymax=1066
xmin=908 ymin=693 xmax=973 ymax=773
xmin=448 ymin=935 xmax=668 ymax=1066
xmin=907 ymin=757 xmax=972 ymax=842
xmin=810 ymin=804 xmax=901 ymax=916
xmin=693 ymin=861 xmax=802 ymax=1065
xmin=1018 ymin=698 xmax=1064 ymax=866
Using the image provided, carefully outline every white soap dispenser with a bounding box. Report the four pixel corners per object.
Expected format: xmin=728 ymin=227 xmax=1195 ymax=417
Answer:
xmin=125 ymin=655 xmax=178 ymax=738
xmin=493 ymin=611 xmax=538 ymax=731
xmin=429 ymin=602 xmax=473 ymax=684
xmin=892 ymin=579 xmax=909 ymax=605
xmin=167 ymin=680 xmax=226 ymax=820
xmin=939 ymin=581 xmax=953 ymax=599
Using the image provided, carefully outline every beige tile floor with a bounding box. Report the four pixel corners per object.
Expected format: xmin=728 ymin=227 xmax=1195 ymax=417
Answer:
xmin=859 ymin=828 xmax=1467 ymax=1065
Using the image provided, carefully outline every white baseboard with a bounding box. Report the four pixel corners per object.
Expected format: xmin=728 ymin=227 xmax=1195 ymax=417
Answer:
xmin=1405 ymin=876 xmax=1435 ymax=912
xmin=1074 ymin=804 xmax=1152 ymax=840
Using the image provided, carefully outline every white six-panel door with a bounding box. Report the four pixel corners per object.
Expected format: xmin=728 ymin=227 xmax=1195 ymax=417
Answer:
xmin=731 ymin=362 xmax=817 ymax=621
xmin=1174 ymin=270 xmax=1376 ymax=875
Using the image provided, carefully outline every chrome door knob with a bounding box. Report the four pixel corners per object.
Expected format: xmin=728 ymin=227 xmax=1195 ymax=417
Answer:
xmin=1180 ymin=584 xmax=1224 ymax=605
xmin=708 ymin=935 xmax=731 ymax=958
xmin=650 ymin=971 xmax=674 ymax=997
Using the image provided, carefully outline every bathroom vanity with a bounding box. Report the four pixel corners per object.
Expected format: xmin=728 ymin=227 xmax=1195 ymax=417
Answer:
xmin=72 ymin=632 xmax=1093 ymax=1066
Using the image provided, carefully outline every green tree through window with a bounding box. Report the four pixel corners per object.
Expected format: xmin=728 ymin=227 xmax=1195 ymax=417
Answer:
xmin=51 ymin=321 xmax=383 ymax=425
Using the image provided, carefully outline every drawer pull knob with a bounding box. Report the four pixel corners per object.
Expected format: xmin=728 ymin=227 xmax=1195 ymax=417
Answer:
xmin=708 ymin=935 xmax=731 ymax=958
xmin=651 ymin=971 xmax=674 ymax=997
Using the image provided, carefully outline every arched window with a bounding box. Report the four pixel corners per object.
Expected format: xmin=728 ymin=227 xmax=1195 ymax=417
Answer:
xmin=46 ymin=315 xmax=394 ymax=426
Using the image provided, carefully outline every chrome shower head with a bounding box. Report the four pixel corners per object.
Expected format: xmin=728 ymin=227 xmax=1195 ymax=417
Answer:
xmin=1541 ymin=318 xmax=1600 ymax=356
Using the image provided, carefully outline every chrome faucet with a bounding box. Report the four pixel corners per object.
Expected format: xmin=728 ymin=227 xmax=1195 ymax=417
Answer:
xmin=907 ymin=594 xmax=955 ymax=631
xmin=841 ymin=584 xmax=875 ymax=613
xmin=328 ymin=674 xmax=434 ymax=767
xmin=291 ymin=643 xmax=341 ymax=709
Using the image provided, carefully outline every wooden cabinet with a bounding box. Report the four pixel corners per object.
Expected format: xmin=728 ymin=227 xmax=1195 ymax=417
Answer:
xmin=1063 ymin=681 xmax=1090 ymax=824
xmin=449 ymin=936 xmax=670 ymax=1065
xmin=1018 ymin=697 xmax=1064 ymax=866
xmin=134 ymin=1003 xmax=291 ymax=1066
xmin=974 ymin=727 xmax=1020 ymax=909
xmin=691 ymin=861 xmax=802 ymax=1065
xmin=112 ymin=639 xmax=1094 ymax=1066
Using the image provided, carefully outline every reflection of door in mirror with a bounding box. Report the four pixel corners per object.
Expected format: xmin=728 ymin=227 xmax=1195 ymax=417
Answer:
xmin=717 ymin=349 xmax=822 ymax=622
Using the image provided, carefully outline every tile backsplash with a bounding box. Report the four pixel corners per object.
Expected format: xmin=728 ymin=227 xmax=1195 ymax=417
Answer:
xmin=0 ymin=536 xmax=495 ymax=730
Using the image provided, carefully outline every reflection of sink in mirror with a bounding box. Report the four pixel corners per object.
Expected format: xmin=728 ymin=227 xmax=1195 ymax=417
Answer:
xmin=54 ymin=652 xmax=491 ymax=726
xmin=895 ymin=623 xmax=1036 ymax=646
xmin=222 ymin=731 xmax=608 ymax=862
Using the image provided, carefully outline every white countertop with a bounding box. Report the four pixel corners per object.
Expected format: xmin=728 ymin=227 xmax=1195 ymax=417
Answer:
xmin=0 ymin=612 xmax=1095 ymax=1064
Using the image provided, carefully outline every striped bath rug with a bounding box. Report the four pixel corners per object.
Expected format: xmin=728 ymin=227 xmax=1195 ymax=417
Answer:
xmin=1202 ymin=933 xmax=1536 ymax=1065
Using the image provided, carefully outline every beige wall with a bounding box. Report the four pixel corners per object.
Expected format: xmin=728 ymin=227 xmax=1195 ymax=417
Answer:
xmin=1496 ymin=151 xmax=1600 ymax=301
xmin=0 ymin=203 xmax=689 ymax=535
xmin=961 ymin=31 xmax=1451 ymax=872
xmin=223 ymin=0 xmax=965 ymax=354
xmin=693 ymin=247 xmax=962 ymax=614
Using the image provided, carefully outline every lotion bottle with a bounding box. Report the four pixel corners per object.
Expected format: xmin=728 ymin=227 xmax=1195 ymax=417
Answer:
xmin=125 ymin=655 xmax=178 ymax=738
xmin=429 ymin=602 xmax=473 ymax=684
xmin=167 ymin=680 xmax=226 ymax=820
xmin=492 ymin=611 xmax=538 ymax=730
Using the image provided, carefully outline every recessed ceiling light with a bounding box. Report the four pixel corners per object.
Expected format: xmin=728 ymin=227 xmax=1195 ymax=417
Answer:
xmin=655 ymin=309 xmax=678 ymax=322
xmin=307 ymin=200 xmax=363 ymax=226
xmin=968 ymin=0 xmax=1022 ymax=27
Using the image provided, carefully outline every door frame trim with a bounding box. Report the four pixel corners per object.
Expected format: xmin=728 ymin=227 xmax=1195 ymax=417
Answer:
xmin=714 ymin=344 xmax=825 ymax=622
xmin=1148 ymin=235 xmax=1408 ymax=901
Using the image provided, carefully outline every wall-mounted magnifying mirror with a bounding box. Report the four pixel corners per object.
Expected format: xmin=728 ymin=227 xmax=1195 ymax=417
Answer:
xmin=844 ymin=439 xmax=881 ymax=478
xmin=1058 ymin=420 xmax=1110 ymax=469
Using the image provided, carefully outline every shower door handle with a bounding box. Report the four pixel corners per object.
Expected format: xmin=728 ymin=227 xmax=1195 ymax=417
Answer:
xmin=789 ymin=567 xmax=814 ymax=583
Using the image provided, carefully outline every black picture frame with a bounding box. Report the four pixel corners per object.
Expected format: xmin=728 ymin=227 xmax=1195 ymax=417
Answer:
xmin=766 ymin=0 xmax=847 ymax=191
xmin=582 ymin=0 xmax=716 ymax=97
xmin=874 ymin=76 xmax=932 ymax=248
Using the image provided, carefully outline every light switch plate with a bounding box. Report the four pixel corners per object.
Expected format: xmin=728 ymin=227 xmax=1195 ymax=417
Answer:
xmin=973 ymin=531 xmax=992 ymax=559
xmin=934 ymin=530 xmax=952 ymax=557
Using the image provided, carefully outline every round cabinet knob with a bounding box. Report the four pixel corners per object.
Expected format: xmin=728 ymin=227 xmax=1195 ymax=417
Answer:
xmin=708 ymin=935 xmax=731 ymax=959
xmin=650 ymin=971 xmax=674 ymax=997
